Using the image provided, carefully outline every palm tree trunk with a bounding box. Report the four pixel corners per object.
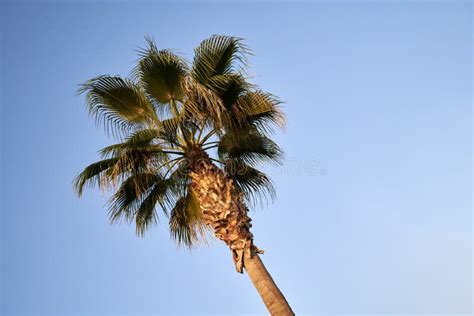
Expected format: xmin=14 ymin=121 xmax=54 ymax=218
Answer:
xmin=190 ymin=158 xmax=294 ymax=315
xmin=244 ymin=249 xmax=294 ymax=315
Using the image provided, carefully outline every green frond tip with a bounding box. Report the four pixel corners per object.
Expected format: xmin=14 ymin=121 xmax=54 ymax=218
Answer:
xmin=225 ymin=159 xmax=276 ymax=207
xmin=73 ymin=157 xmax=119 ymax=197
xmin=134 ymin=39 xmax=188 ymax=105
xmin=182 ymin=79 xmax=227 ymax=129
xmin=134 ymin=183 xmax=166 ymax=236
xmin=78 ymin=75 xmax=158 ymax=136
xmin=229 ymin=91 xmax=285 ymax=134
xmin=75 ymin=143 xmax=172 ymax=199
xmin=192 ymin=35 xmax=250 ymax=85
xmin=108 ymin=173 xmax=161 ymax=223
xmin=218 ymin=129 xmax=284 ymax=166
xmin=107 ymin=173 xmax=179 ymax=236
xmin=98 ymin=128 xmax=162 ymax=159
xmin=169 ymin=191 xmax=207 ymax=248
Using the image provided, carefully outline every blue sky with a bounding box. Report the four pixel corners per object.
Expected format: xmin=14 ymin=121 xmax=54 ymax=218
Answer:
xmin=1 ymin=1 xmax=471 ymax=315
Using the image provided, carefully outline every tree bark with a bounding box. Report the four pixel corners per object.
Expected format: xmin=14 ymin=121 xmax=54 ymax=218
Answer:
xmin=189 ymin=157 xmax=294 ymax=315
xmin=244 ymin=249 xmax=294 ymax=315
xmin=190 ymin=159 xmax=258 ymax=272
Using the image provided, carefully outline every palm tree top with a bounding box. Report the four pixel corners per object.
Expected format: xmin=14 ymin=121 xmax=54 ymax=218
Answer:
xmin=74 ymin=35 xmax=285 ymax=247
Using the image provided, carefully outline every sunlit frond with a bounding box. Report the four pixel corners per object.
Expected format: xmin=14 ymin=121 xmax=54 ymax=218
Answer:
xmin=73 ymin=158 xmax=119 ymax=196
xmin=135 ymin=178 xmax=177 ymax=236
xmin=218 ymin=130 xmax=283 ymax=166
xmin=182 ymin=78 xmax=226 ymax=128
xmin=78 ymin=75 xmax=159 ymax=136
xmin=166 ymin=160 xmax=192 ymax=196
xmin=158 ymin=117 xmax=186 ymax=147
xmin=225 ymin=159 xmax=276 ymax=206
xmin=206 ymin=74 xmax=250 ymax=109
xmin=76 ymin=145 xmax=170 ymax=199
xmin=192 ymin=35 xmax=249 ymax=85
xmin=108 ymin=173 xmax=162 ymax=223
xmin=107 ymin=172 xmax=180 ymax=236
xmin=169 ymin=191 xmax=207 ymax=247
xmin=229 ymin=91 xmax=285 ymax=134
xmin=134 ymin=37 xmax=188 ymax=110
xmin=99 ymin=128 xmax=160 ymax=158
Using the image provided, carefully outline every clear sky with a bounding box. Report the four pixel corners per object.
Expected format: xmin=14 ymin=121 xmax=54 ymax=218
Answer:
xmin=1 ymin=1 xmax=471 ymax=315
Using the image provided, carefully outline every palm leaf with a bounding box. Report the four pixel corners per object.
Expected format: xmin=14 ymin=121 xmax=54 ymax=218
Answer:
xmin=206 ymin=73 xmax=249 ymax=109
xmin=192 ymin=35 xmax=249 ymax=85
xmin=169 ymin=191 xmax=207 ymax=247
xmin=78 ymin=75 xmax=158 ymax=136
xmin=107 ymin=172 xmax=178 ymax=236
xmin=218 ymin=130 xmax=283 ymax=166
xmin=229 ymin=91 xmax=285 ymax=134
xmin=182 ymin=78 xmax=227 ymax=129
xmin=157 ymin=117 xmax=186 ymax=147
xmin=135 ymin=179 xmax=176 ymax=236
xmin=99 ymin=128 xmax=161 ymax=158
xmin=135 ymin=37 xmax=188 ymax=107
xmin=73 ymin=158 xmax=120 ymax=196
xmin=108 ymin=173 xmax=162 ymax=223
xmin=76 ymin=145 xmax=169 ymax=198
xmin=225 ymin=159 xmax=275 ymax=206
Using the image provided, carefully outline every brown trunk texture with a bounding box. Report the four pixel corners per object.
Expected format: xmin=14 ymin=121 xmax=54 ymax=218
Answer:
xmin=190 ymin=160 xmax=260 ymax=273
xmin=190 ymin=159 xmax=294 ymax=315
xmin=244 ymin=249 xmax=295 ymax=315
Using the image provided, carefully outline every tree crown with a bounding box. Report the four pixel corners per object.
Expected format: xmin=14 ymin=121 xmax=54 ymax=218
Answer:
xmin=74 ymin=35 xmax=285 ymax=247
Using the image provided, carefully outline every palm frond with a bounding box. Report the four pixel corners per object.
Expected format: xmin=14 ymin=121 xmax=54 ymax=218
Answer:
xmin=126 ymin=128 xmax=160 ymax=144
xmin=78 ymin=75 xmax=159 ymax=136
xmin=206 ymin=73 xmax=250 ymax=109
xmin=99 ymin=128 xmax=161 ymax=158
xmin=135 ymin=178 xmax=177 ymax=236
xmin=192 ymin=35 xmax=249 ymax=85
xmin=77 ymin=146 xmax=169 ymax=198
xmin=218 ymin=130 xmax=284 ymax=166
xmin=108 ymin=173 xmax=162 ymax=223
xmin=109 ymin=147 xmax=169 ymax=175
xmin=182 ymin=78 xmax=226 ymax=129
xmin=229 ymin=91 xmax=285 ymax=134
xmin=134 ymin=37 xmax=188 ymax=109
xmin=225 ymin=159 xmax=275 ymax=206
xmin=158 ymin=117 xmax=186 ymax=147
xmin=107 ymin=172 xmax=179 ymax=236
xmin=169 ymin=191 xmax=207 ymax=247
xmin=73 ymin=158 xmax=119 ymax=196
xmin=166 ymin=160 xmax=192 ymax=196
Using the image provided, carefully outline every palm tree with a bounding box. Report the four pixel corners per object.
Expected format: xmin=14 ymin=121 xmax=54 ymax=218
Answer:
xmin=74 ymin=35 xmax=294 ymax=315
